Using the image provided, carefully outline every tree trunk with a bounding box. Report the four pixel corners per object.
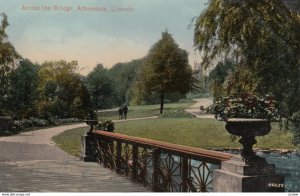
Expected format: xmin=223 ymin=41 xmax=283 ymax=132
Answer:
xmin=160 ymin=90 xmax=164 ymax=114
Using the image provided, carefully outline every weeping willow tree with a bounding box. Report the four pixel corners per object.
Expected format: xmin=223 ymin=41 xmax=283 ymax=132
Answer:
xmin=0 ymin=13 xmax=19 ymax=115
xmin=194 ymin=0 xmax=300 ymax=143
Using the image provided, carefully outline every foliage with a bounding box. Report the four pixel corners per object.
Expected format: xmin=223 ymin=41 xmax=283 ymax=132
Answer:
xmin=7 ymin=59 xmax=39 ymax=119
xmin=130 ymin=89 xmax=187 ymax=105
xmin=194 ymin=0 xmax=300 ymax=143
xmin=1 ymin=117 xmax=81 ymax=136
xmin=0 ymin=13 xmax=19 ymax=115
xmin=192 ymin=72 xmax=209 ymax=95
xmin=107 ymin=59 xmax=143 ymax=105
xmin=194 ymin=0 xmax=300 ymax=69
xmin=49 ymin=118 xmax=81 ymax=125
xmin=85 ymin=64 xmax=117 ymax=109
xmin=96 ymin=120 xmax=115 ymax=132
xmin=207 ymin=60 xmax=235 ymax=100
xmin=214 ymin=93 xmax=279 ymax=121
xmin=36 ymin=60 xmax=91 ymax=119
xmin=159 ymin=108 xmax=195 ymax=118
xmin=222 ymin=67 xmax=259 ymax=96
xmin=194 ymin=0 xmax=300 ymax=110
xmin=133 ymin=31 xmax=194 ymax=113
xmin=86 ymin=110 xmax=97 ymax=120
xmin=1 ymin=118 xmax=49 ymax=136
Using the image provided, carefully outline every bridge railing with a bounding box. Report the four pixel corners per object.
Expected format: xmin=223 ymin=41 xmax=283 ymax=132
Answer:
xmin=91 ymin=130 xmax=232 ymax=192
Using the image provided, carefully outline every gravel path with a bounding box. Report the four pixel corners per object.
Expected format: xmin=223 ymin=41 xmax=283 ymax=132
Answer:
xmin=0 ymin=123 xmax=87 ymax=145
xmin=185 ymin=98 xmax=214 ymax=118
xmin=0 ymin=123 xmax=88 ymax=162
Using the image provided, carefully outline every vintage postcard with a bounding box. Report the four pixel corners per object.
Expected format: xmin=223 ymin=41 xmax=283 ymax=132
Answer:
xmin=0 ymin=0 xmax=299 ymax=194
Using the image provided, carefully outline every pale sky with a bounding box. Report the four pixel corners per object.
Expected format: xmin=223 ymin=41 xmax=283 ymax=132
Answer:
xmin=1 ymin=0 xmax=207 ymax=75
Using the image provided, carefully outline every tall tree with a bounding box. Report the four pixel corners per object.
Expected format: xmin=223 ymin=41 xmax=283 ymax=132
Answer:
xmin=136 ymin=31 xmax=194 ymax=114
xmin=107 ymin=59 xmax=143 ymax=105
xmin=0 ymin=13 xmax=19 ymax=115
xmin=37 ymin=60 xmax=91 ymax=119
xmin=85 ymin=64 xmax=117 ymax=109
xmin=8 ymin=59 xmax=39 ymax=119
xmin=194 ymin=0 xmax=300 ymax=119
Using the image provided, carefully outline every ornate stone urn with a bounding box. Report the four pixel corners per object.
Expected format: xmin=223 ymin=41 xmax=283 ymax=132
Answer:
xmin=84 ymin=119 xmax=98 ymax=133
xmin=214 ymin=118 xmax=284 ymax=192
xmin=225 ymin=118 xmax=271 ymax=163
xmin=81 ymin=119 xmax=98 ymax=162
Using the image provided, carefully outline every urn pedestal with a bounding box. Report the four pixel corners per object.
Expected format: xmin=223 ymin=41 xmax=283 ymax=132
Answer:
xmin=80 ymin=120 xmax=98 ymax=162
xmin=213 ymin=119 xmax=284 ymax=192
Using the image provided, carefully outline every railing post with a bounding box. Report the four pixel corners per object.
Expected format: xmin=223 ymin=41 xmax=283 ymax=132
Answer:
xmin=81 ymin=119 xmax=98 ymax=162
xmin=181 ymin=156 xmax=189 ymax=192
xmin=116 ymin=141 xmax=122 ymax=174
xmin=152 ymin=148 xmax=161 ymax=192
xmin=80 ymin=131 xmax=97 ymax=162
xmin=214 ymin=156 xmax=285 ymax=192
xmin=132 ymin=145 xmax=139 ymax=181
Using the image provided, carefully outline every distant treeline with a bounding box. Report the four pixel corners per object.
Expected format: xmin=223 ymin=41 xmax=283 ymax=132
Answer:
xmin=1 ymin=12 xmax=195 ymax=120
xmin=1 ymin=57 xmax=191 ymax=120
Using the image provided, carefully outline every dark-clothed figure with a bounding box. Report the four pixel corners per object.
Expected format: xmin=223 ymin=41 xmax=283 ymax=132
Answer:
xmin=118 ymin=107 xmax=123 ymax=120
xmin=123 ymin=104 xmax=128 ymax=120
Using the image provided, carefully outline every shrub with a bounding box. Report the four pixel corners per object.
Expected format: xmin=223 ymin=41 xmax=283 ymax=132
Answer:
xmin=96 ymin=120 xmax=115 ymax=132
xmin=29 ymin=117 xmax=49 ymax=127
xmin=51 ymin=118 xmax=81 ymax=125
xmin=0 ymin=117 xmax=82 ymax=136
xmin=160 ymin=109 xmax=195 ymax=118
xmin=214 ymin=93 xmax=280 ymax=121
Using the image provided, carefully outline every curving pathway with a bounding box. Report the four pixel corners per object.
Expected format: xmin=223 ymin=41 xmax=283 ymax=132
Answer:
xmin=0 ymin=123 xmax=87 ymax=162
xmin=185 ymin=98 xmax=215 ymax=118
xmin=0 ymin=122 xmax=148 ymax=192
xmin=0 ymin=123 xmax=87 ymax=145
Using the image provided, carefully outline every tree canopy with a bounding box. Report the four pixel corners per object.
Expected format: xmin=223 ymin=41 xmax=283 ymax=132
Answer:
xmin=134 ymin=31 xmax=194 ymax=114
xmin=37 ymin=60 xmax=91 ymax=119
xmin=107 ymin=59 xmax=143 ymax=105
xmin=194 ymin=0 xmax=300 ymax=118
xmin=208 ymin=60 xmax=235 ymax=100
xmin=85 ymin=64 xmax=117 ymax=109
xmin=0 ymin=13 xmax=19 ymax=115
xmin=8 ymin=59 xmax=39 ymax=119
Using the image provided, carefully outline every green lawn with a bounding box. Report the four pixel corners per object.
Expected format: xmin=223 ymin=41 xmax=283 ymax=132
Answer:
xmin=53 ymin=98 xmax=298 ymax=157
xmin=52 ymin=118 xmax=297 ymax=157
xmin=97 ymin=99 xmax=196 ymax=120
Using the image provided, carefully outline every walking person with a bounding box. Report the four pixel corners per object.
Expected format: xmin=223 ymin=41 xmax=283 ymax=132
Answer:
xmin=123 ymin=104 xmax=128 ymax=120
xmin=118 ymin=107 xmax=123 ymax=120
